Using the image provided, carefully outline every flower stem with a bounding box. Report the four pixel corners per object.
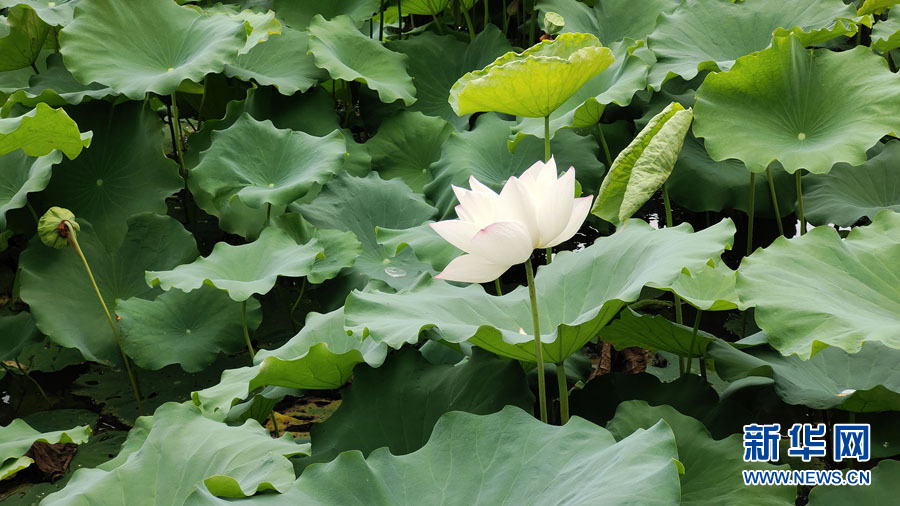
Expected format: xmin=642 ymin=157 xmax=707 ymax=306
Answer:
xmin=461 ymin=5 xmax=476 ymax=39
xmin=766 ymin=166 xmax=784 ymax=237
xmin=26 ymin=202 xmax=39 ymax=223
xmin=379 ymin=0 xmax=384 ymax=41
xmin=747 ymin=172 xmax=756 ymax=256
xmin=597 ymin=124 xmax=613 ymax=167
xmin=662 ymin=186 xmax=684 ymax=328
xmin=271 ymin=411 xmax=280 ymax=437
xmin=795 ymin=170 xmax=806 ymax=235
xmin=525 ymin=258 xmax=548 ymax=423
xmin=289 ymin=278 xmax=307 ymax=328
xmin=686 ymin=310 xmax=702 ymax=374
xmin=242 ymin=300 xmax=255 ymax=360
xmin=483 ymin=0 xmax=489 ymax=26
xmin=65 ymin=222 xmax=143 ymax=415
xmin=545 ymin=247 xmax=552 ymax=264
xmin=529 ymin=0 xmax=536 ymax=45
xmin=494 ymin=278 xmax=503 ymax=296
xmin=502 ymin=0 xmax=508 ymax=34
xmin=544 ymin=115 xmax=551 ymax=162
xmin=170 ymin=94 xmax=187 ymax=178
xmin=555 ymin=363 xmax=569 ymax=424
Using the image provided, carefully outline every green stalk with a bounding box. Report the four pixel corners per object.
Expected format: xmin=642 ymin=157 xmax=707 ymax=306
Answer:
xmin=686 ymin=310 xmax=702 ymax=375
xmin=795 ymin=170 xmax=806 ymax=235
xmin=597 ymin=124 xmax=613 ymax=167
xmin=379 ymin=0 xmax=385 ymax=41
xmin=271 ymin=411 xmax=280 ymax=437
xmin=555 ymin=363 xmax=569 ymax=424
xmin=494 ymin=278 xmax=503 ymax=296
xmin=461 ymin=4 xmax=476 ymax=39
xmin=747 ymin=172 xmax=756 ymax=256
xmin=64 ymin=222 xmax=143 ymax=415
xmin=483 ymin=0 xmax=489 ymax=27
xmin=544 ymin=114 xmax=551 ymax=162
xmin=529 ymin=0 xmax=536 ymax=45
xmin=525 ymin=258 xmax=548 ymax=423
xmin=663 ymin=185 xmax=684 ymax=329
xmin=398 ymin=0 xmax=403 ymax=39
xmin=26 ymin=202 xmax=39 ymax=223
xmin=1 ymin=362 xmax=51 ymax=407
xmin=242 ymin=300 xmax=255 ymax=359
xmin=289 ymin=278 xmax=307 ymax=327
xmin=765 ymin=166 xmax=784 ymax=236
xmin=170 ymin=94 xmax=187 ymax=177
xmin=502 ymin=0 xmax=508 ymax=34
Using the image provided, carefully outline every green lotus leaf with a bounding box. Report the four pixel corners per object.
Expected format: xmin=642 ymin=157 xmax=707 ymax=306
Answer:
xmin=19 ymin=214 xmax=197 ymax=364
xmin=192 ymin=308 xmax=386 ymax=420
xmin=858 ymin=0 xmax=900 ymax=15
xmin=668 ymin=133 xmax=796 ymax=216
xmin=1 ymin=54 xmax=115 ymax=115
xmin=35 ymin=101 xmax=182 ymax=246
xmin=599 ymin=308 xmax=718 ymax=358
xmin=0 ymin=419 xmax=91 ymax=480
xmin=192 ymin=113 xmax=345 ymax=209
xmin=298 ymin=172 xmax=437 ymax=290
xmin=694 ymin=35 xmax=900 ymax=174
xmin=0 ymin=66 xmax=34 ymax=104
xmin=737 ymin=210 xmax=900 ymax=358
xmin=118 ymin=286 xmax=262 ymax=373
xmin=215 ymin=407 xmax=681 ymax=505
xmin=0 ymin=150 xmax=59 ymax=230
xmin=300 ymin=347 xmax=533 ymax=469
xmin=536 ymin=0 xmax=680 ymax=45
xmin=0 ymin=312 xmax=42 ymax=362
xmin=426 ymin=113 xmax=606 ymax=218
xmin=59 ymin=0 xmax=247 ymax=100
xmin=388 ymin=27 xmax=511 ymax=130
xmin=345 ymin=218 xmax=735 ymax=363
xmin=0 ymin=102 xmax=91 ymax=159
xmin=397 ymin=0 xmax=470 ymax=15
xmin=592 ymin=102 xmax=693 ymax=226
xmin=376 ymin=221 xmax=461 ymax=271
xmin=147 ymin=227 xmax=323 ymax=302
xmin=367 ymin=111 xmax=452 ymax=192
xmin=41 ymin=402 xmax=308 ymax=505
xmin=201 ymin=4 xmax=281 ymax=54
xmin=224 ymin=26 xmax=326 ymax=95
xmin=511 ymin=39 xmax=650 ymax=144
xmin=653 ymin=260 xmax=745 ymax=311
xmin=0 ymin=5 xmax=50 ymax=71
xmin=272 ymin=0 xmax=379 ymax=29
xmin=607 ymin=401 xmax=794 ymax=506
xmin=709 ymin=340 xmax=900 ymax=412
xmin=872 ymin=9 xmax=900 ymax=52
xmin=802 ymin=141 xmax=900 ymax=227
xmin=271 ymin=213 xmax=362 ymax=284
xmin=0 ymin=0 xmax=79 ymax=26
xmin=808 ymin=459 xmax=900 ymax=504
xmin=647 ymin=0 xmax=863 ymax=89
xmin=307 ymin=14 xmax=416 ymax=105
xmin=449 ymin=32 xmax=614 ymax=118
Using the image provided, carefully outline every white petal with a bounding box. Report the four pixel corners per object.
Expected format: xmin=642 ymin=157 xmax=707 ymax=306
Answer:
xmin=435 ymin=254 xmax=510 ymax=283
xmin=495 ymin=177 xmax=539 ymax=244
xmin=452 ymin=185 xmax=496 ymax=226
xmin=546 ymin=196 xmax=593 ymax=247
xmin=536 ymin=167 xmax=576 ymax=247
xmin=468 ymin=176 xmax=496 ymax=194
xmin=468 ymin=221 xmax=534 ymax=265
xmin=429 ymin=220 xmax=480 ymax=254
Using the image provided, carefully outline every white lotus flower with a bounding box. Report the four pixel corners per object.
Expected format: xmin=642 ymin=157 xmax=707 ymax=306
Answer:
xmin=430 ymin=157 xmax=593 ymax=283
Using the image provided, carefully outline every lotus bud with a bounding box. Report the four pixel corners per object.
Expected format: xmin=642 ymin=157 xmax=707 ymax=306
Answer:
xmin=543 ymin=12 xmax=564 ymax=36
xmin=38 ymin=207 xmax=79 ymax=249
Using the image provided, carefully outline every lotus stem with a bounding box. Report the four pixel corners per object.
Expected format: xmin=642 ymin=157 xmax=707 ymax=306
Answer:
xmin=461 ymin=4 xmax=476 ymax=39
xmin=597 ymin=124 xmax=613 ymax=167
xmin=747 ymin=172 xmax=756 ymax=256
xmin=398 ymin=0 xmax=403 ymax=39
xmin=795 ymin=170 xmax=806 ymax=235
xmin=289 ymin=278 xmax=307 ymax=328
xmin=502 ymin=0 xmax=508 ymax=34
xmin=494 ymin=278 xmax=503 ymax=296
xmin=663 ymin=186 xmax=685 ymax=329
xmin=271 ymin=411 xmax=280 ymax=437
xmin=483 ymin=0 xmax=489 ymax=27
xmin=529 ymin=0 xmax=536 ymax=45
xmin=242 ymin=300 xmax=255 ymax=359
xmin=64 ymin=222 xmax=143 ymax=415
xmin=1 ymin=362 xmax=51 ymax=407
xmin=30 ymin=62 xmax=39 ymax=74
xmin=686 ymin=310 xmax=702 ymax=375
xmin=765 ymin=166 xmax=784 ymax=236
xmin=26 ymin=202 xmax=39 ymax=223
xmin=545 ymin=247 xmax=552 ymax=264
xmin=555 ymin=363 xmax=569 ymax=424
xmin=544 ymin=114 xmax=551 ymax=162
xmin=170 ymin=94 xmax=187 ymax=177
xmin=379 ymin=0 xmax=384 ymax=41
xmin=525 ymin=258 xmax=548 ymax=423
xmin=432 ymin=12 xmax=445 ymax=33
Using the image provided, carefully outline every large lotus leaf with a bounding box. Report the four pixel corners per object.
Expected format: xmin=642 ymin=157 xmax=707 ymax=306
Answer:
xmin=147 ymin=227 xmax=323 ymax=302
xmin=192 ymin=308 xmax=386 ymax=420
xmin=272 ymin=0 xmax=379 ymax=29
xmin=694 ymin=35 xmax=900 ymax=174
xmin=221 ymin=407 xmax=681 ymax=505
xmin=59 ymin=0 xmax=246 ymax=100
xmin=511 ymin=39 xmax=650 ymax=144
xmin=802 ymin=141 xmax=900 ymax=227
xmin=0 ymin=102 xmax=91 ymax=159
xmin=376 ymin=221 xmax=461 ymax=271
xmin=118 ymin=286 xmax=262 ymax=373
xmin=367 ymin=111 xmax=452 ymax=192
xmin=224 ymin=26 xmax=326 ymax=95
xmin=1 ymin=54 xmax=115 ymax=114
xmin=737 ymin=210 xmax=900 ymax=358
xmin=200 ymin=4 xmax=280 ymax=54
xmin=0 ymin=0 xmax=79 ymax=26
xmin=0 ymin=5 xmax=50 ymax=71
xmin=859 ymin=0 xmax=900 ymax=15
xmin=271 ymin=214 xmax=361 ymax=284
xmin=449 ymin=32 xmax=614 ymax=118
xmin=536 ymin=0 xmax=680 ymax=45
xmin=396 ymin=0 xmax=478 ymax=15
xmin=599 ymin=308 xmax=717 ymax=357
xmin=808 ymin=459 xmax=900 ymax=504
xmin=307 ymin=14 xmax=416 ymax=105
xmin=19 ymin=214 xmax=197 ymax=364
xmin=192 ymin=113 xmax=345 ymax=209
xmin=647 ymin=0 xmax=862 ymax=89
xmin=592 ymin=102 xmax=693 ymax=226
xmin=304 ymin=347 xmax=533 ymax=468
xmin=36 ymin=101 xmax=182 ymax=246
xmin=0 ymin=419 xmax=91 ymax=480
xmin=0 ymin=312 xmax=42 ymax=361
xmin=607 ymin=401 xmax=794 ymax=506
xmin=0 ymin=150 xmax=59 ymax=230
xmin=41 ymin=402 xmax=308 ymax=505
xmin=653 ymin=260 xmax=745 ymax=311
xmin=298 ymin=172 xmax=438 ymax=290
xmin=872 ymin=10 xmax=900 ymax=52
xmin=388 ymin=27 xmax=511 ymax=130
xmin=345 ymin=218 xmax=735 ymax=363
xmin=668 ymin=133 xmax=796 ymax=216
xmin=708 ymin=340 xmax=900 ymax=412
xmin=426 ymin=113 xmax=606 ymax=218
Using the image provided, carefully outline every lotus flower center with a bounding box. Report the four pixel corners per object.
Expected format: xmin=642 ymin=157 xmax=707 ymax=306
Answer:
xmin=96 ymin=179 xmax=103 ymax=186
xmin=167 ymin=67 xmax=174 ymax=72
xmin=797 ymin=132 xmax=806 ymax=140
